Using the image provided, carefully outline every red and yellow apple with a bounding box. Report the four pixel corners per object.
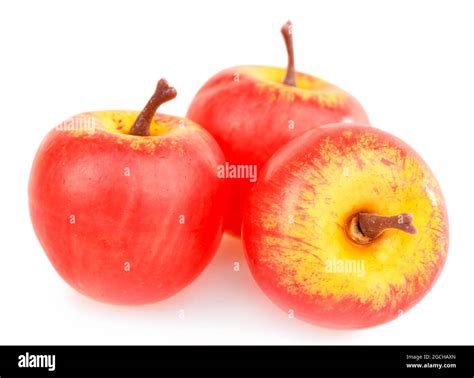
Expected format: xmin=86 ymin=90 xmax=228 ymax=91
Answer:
xmin=187 ymin=21 xmax=370 ymax=236
xmin=29 ymin=79 xmax=227 ymax=305
xmin=242 ymin=124 xmax=449 ymax=329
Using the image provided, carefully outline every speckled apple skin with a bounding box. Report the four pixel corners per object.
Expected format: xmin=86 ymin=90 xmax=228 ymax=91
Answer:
xmin=242 ymin=124 xmax=449 ymax=329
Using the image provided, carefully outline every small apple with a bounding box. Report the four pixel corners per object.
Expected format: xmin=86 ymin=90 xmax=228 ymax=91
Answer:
xmin=187 ymin=21 xmax=370 ymax=236
xmin=242 ymin=124 xmax=448 ymax=329
xmin=29 ymin=79 xmax=227 ymax=305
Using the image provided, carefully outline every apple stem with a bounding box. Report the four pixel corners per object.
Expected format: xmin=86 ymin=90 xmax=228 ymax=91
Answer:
xmin=347 ymin=212 xmax=417 ymax=244
xmin=129 ymin=79 xmax=177 ymax=136
xmin=281 ymin=20 xmax=296 ymax=86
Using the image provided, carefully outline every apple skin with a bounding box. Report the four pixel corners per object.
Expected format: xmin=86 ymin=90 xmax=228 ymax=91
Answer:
xmin=242 ymin=124 xmax=449 ymax=329
xmin=187 ymin=66 xmax=369 ymax=236
xmin=29 ymin=111 xmax=227 ymax=305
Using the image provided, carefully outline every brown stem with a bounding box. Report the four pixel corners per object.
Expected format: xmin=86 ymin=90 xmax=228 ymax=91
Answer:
xmin=129 ymin=79 xmax=177 ymax=136
xmin=347 ymin=212 xmax=417 ymax=245
xmin=281 ymin=20 xmax=296 ymax=86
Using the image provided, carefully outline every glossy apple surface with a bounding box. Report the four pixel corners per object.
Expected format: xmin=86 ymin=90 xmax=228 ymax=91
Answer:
xmin=29 ymin=110 xmax=226 ymax=305
xmin=242 ymin=124 xmax=448 ymax=329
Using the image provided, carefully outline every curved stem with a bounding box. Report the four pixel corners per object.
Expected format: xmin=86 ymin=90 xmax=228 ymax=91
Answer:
xmin=281 ymin=20 xmax=296 ymax=86
xmin=347 ymin=212 xmax=417 ymax=245
xmin=129 ymin=79 xmax=177 ymax=136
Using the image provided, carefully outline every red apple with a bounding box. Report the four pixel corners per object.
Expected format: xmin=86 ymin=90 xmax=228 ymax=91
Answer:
xmin=187 ymin=21 xmax=369 ymax=236
xmin=29 ymin=79 xmax=227 ymax=305
xmin=242 ymin=124 xmax=449 ymax=329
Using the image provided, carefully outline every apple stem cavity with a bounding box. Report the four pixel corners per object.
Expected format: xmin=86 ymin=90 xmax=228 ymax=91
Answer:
xmin=129 ymin=79 xmax=177 ymax=137
xmin=347 ymin=212 xmax=417 ymax=245
xmin=281 ymin=20 xmax=296 ymax=87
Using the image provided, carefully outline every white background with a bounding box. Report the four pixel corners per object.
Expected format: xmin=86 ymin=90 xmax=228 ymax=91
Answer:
xmin=0 ymin=0 xmax=473 ymax=345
